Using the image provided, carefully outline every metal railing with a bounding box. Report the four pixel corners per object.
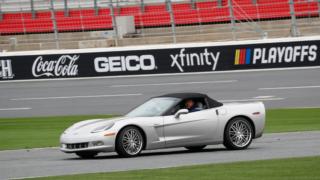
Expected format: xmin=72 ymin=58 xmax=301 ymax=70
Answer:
xmin=0 ymin=0 xmax=320 ymax=51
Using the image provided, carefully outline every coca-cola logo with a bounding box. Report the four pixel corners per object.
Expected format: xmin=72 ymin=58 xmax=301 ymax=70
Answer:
xmin=32 ymin=55 xmax=79 ymax=77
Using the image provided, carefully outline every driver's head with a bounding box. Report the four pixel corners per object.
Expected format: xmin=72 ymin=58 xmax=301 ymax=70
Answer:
xmin=185 ymin=99 xmax=194 ymax=109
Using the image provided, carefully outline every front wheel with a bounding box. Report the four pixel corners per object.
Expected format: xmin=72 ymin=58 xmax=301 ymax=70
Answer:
xmin=223 ymin=117 xmax=253 ymax=150
xmin=75 ymin=151 xmax=98 ymax=159
xmin=116 ymin=126 xmax=144 ymax=157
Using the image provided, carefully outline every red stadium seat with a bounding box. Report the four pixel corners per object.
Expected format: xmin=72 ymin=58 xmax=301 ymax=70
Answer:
xmin=0 ymin=0 xmax=318 ymax=34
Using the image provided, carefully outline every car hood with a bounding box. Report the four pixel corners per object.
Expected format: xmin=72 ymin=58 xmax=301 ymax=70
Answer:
xmin=63 ymin=116 xmax=130 ymax=134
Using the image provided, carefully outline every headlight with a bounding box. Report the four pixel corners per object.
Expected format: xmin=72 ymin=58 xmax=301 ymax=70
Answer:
xmin=91 ymin=122 xmax=115 ymax=133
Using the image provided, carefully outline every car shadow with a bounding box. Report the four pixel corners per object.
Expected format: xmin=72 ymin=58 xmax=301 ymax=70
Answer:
xmin=64 ymin=146 xmax=260 ymax=160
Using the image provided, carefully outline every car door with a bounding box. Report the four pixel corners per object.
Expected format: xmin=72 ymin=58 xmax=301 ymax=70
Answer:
xmin=163 ymin=108 xmax=219 ymax=147
xmin=133 ymin=116 xmax=166 ymax=150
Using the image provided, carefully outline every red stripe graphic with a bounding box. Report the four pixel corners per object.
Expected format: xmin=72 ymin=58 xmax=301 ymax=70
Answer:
xmin=239 ymin=49 xmax=243 ymax=65
xmin=238 ymin=49 xmax=242 ymax=65
xmin=239 ymin=49 xmax=244 ymax=64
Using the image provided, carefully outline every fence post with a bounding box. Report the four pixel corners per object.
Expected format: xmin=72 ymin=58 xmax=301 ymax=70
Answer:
xmin=64 ymin=0 xmax=69 ymax=17
xmin=317 ymin=0 xmax=320 ymax=18
xmin=20 ymin=9 xmax=27 ymax=34
xmin=109 ymin=0 xmax=119 ymax=46
xmin=218 ymin=0 xmax=223 ymax=7
xmin=30 ymin=0 xmax=36 ymax=19
xmin=50 ymin=0 xmax=60 ymax=49
xmin=0 ymin=3 xmax=3 ymax=21
xmin=289 ymin=0 xmax=299 ymax=37
xmin=168 ymin=0 xmax=177 ymax=43
xmin=228 ymin=0 xmax=236 ymax=40
xmin=94 ymin=0 xmax=99 ymax=15
xmin=140 ymin=0 xmax=145 ymax=13
xmin=165 ymin=0 xmax=170 ymax=11
xmin=190 ymin=0 xmax=196 ymax=9
xmin=117 ymin=0 xmax=121 ymax=14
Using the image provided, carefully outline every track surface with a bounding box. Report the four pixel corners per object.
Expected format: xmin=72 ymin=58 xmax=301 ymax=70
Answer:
xmin=0 ymin=68 xmax=319 ymax=179
xmin=0 ymin=67 xmax=320 ymax=118
xmin=0 ymin=131 xmax=320 ymax=180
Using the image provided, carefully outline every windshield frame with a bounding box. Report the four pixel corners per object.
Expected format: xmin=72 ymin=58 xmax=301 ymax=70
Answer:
xmin=125 ymin=97 xmax=181 ymax=117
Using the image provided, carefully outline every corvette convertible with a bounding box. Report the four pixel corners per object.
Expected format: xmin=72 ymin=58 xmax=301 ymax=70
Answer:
xmin=60 ymin=93 xmax=265 ymax=158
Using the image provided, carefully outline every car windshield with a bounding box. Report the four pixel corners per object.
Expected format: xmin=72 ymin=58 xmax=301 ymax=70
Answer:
xmin=126 ymin=97 xmax=180 ymax=117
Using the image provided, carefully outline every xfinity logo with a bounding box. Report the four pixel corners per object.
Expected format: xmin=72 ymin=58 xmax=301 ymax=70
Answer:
xmin=170 ymin=48 xmax=220 ymax=72
xmin=0 ymin=60 xmax=14 ymax=79
xmin=32 ymin=55 xmax=79 ymax=77
xmin=94 ymin=55 xmax=156 ymax=72
xmin=235 ymin=45 xmax=318 ymax=65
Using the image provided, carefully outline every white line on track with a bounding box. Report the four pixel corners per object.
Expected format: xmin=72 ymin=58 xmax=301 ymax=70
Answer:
xmin=0 ymin=66 xmax=319 ymax=84
xmin=0 ymin=107 xmax=31 ymax=111
xmin=111 ymin=80 xmax=237 ymax=88
xmin=259 ymin=85 xmax=320 ymax=90
xmin=10 ymin=93 xmax=142 ymax=101
xmin=220 ymin=98 xmax=285 ymax=102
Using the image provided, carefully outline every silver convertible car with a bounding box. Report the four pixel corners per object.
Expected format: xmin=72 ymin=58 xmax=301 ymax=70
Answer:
xmin=60 ymin=93 xmax=265 ymax=158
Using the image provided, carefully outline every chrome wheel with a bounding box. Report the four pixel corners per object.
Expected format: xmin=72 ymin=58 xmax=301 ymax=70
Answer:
xmin=121 ymin=128 xmax=143 ymax=156
xmin=229 ymin=120 xmax=252 ymax=147
xmin=224 ymin=118 xmax=253 ymax=150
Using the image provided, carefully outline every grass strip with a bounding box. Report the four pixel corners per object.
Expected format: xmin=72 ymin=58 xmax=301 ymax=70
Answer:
xmin=30 ymin=156 xmax=320 ymax=180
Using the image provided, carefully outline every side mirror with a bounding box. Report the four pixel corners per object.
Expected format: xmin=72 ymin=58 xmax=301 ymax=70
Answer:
xmin=174 ymin=109 xmax=189 ymax=119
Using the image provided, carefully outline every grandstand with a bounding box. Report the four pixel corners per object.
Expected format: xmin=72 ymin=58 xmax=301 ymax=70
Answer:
xmin=0 ymin=0 xmax=320 ymax=51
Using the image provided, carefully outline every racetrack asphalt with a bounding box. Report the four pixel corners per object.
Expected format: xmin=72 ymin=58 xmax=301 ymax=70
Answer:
xmin=0 ymin=67 xmax=319 ymax=179
xmin=0 ymin=67 xmax=320 ymax=118
xmin=0 ymin=131 xmax=319 ymax=180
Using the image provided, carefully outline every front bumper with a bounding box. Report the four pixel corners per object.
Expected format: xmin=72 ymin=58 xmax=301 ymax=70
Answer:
xmin=60 ymin=132 xmax=116 ymax=153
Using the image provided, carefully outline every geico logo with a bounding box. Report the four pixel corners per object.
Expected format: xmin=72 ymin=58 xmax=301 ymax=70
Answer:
xmin=94 ymin=55 xmax=156 ymax=72
xmin=253 ymin=45 xmax=317 ymax=64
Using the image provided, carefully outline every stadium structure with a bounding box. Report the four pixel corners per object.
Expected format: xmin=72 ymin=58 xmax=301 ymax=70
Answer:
xmin=0 ymin=0 xmax=320 ymax=51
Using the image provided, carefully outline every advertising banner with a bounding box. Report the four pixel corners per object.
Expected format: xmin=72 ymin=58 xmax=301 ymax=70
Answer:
xmin=1 ymin=39 xmax=319 ymax=81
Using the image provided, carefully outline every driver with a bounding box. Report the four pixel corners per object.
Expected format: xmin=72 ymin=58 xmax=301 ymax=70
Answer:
xmin=185 ymin=99 xmax=201 ymax=112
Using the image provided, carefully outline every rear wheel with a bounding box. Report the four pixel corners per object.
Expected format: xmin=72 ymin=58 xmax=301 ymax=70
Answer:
xmin=185 ymin=145 xmax=206 ymax=151
xmin=116 ymin=126 xmax=144 ymax=157
xmin=223 ymin=117 xmax=253 ymax=150
xmin=75 ymin=151 xmax=98 ymax=159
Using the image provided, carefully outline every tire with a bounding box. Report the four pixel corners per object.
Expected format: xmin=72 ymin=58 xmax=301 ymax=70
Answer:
xmin=116 ymin=126 xmax=144 ymax=157
xmin=75 ymin=151 xmax=98 ymax=159
xmin=185 ymin=145 xmax=206 ymax=151
xmin=223 ymin=117 xmax=253 ymax=150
